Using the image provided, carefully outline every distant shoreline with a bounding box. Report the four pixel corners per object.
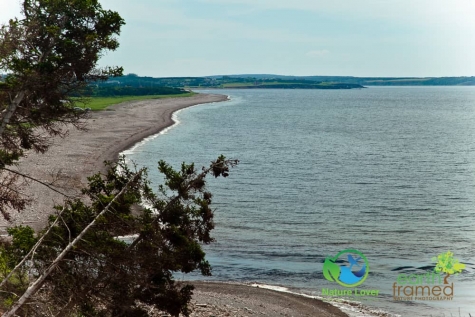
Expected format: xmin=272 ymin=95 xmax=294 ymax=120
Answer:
xmin=105 ymin=74 xmax=475 ymax=90
xmin=190 ymin=83 xmax=365 ymax=89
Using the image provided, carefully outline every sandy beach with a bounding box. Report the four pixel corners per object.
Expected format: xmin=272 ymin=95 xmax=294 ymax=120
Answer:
xmin=179 ymin=282 xmax=349 ymax=317
xmin=0 ymin=93 xmax=227 ymax=232
xmin=1 ymin=93 xmax=349 ymax=316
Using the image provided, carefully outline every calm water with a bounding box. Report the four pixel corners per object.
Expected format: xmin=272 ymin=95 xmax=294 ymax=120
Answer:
xmin=124 ymin=87 xmax=475 ymax=316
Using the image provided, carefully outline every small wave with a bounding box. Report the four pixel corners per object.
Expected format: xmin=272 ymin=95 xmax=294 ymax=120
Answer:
xmin=251 ymin=283 xmax=289 ymax=292
xmin=391 ymin=266 xmax=414 ymax=272
xmin=416 ymin=265 xmax=435 ymax=271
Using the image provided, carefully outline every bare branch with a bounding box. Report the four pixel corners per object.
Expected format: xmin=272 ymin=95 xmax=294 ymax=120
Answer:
xmin=2 ymin=170 xmax=143 ymax=317
xmin=0 ymin=207 xmax=64 ymax=289
xmin=1 ymin=167 xmax=72 ymax=199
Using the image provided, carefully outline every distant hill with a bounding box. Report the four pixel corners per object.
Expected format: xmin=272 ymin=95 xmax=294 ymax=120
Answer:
xmin=99 ymin=74 xmax=364 ymax=90
xmin=97 ymin=74 xmax=475 ymax=91
xmin=206 ymin=74 xmax=475 ymax=86
xmin=4 ymin=73 xmax=475 ymax=89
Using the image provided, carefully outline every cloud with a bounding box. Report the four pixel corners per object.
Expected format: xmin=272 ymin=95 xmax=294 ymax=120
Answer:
xmin=198 ymin=0 xmax=475 ymax=30
xmin=107 ymin=2 xmax=324 ymax=44
xmin=306 ymin=50 xmax=330 ymax=57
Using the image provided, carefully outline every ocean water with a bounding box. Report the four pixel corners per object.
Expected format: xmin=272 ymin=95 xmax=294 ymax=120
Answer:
xmin=124 ymin=87 xmax=475 ymax=316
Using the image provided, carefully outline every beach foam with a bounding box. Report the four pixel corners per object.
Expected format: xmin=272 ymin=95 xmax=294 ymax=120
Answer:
xmin=121 ymin=95 xmax=231 ymax=157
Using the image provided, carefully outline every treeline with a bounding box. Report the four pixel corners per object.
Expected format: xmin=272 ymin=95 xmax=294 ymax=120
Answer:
xmin=361 ymin=77 xmax=475 ymax=86
xmin=208 ymin=74 xmax=475 ymax=86
xmin=99 ymin=74 xmax=364 ymax=89
xmin=104 ymin=73 xmax=214 ymax=88
xmin=96 ymin=74 xmax=475 ymax=90
xmin=85 ymin=85 xmax=189 ymax=97
xmin=5 ymin=73 xmax=475 ymax=92
xmin=225 ymin=82 xmax=364 ymax=89
xmin=80 ymin=73 xmax=193 ymax=96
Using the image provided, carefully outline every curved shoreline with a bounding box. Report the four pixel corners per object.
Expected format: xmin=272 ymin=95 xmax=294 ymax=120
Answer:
xmin=112 ymin=94 xmax=229 ymax=161
xmin=120 ymin=95 xmax=228 ymax=156
xmin=2 ymin=92 xmax=350 ymax=316
xmin=1 ymin=93 xmax=228 ymax=232
xmin=100 ymin=93 xmax=230 ymax=165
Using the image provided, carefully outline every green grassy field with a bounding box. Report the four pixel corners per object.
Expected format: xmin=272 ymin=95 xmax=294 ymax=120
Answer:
xmin=76 ymin=92 xmax=196 ymax=111
xmin=221 ymin=81 xmax=292 ymax=88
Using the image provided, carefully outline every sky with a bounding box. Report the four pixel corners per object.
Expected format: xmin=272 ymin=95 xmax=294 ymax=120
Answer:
xmin=1 ymin=0 xmax=475 ymax=77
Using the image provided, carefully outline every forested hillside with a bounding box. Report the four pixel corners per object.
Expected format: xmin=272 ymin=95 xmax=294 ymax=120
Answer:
xmin=96 ymin=73 xmax=475 ymax=91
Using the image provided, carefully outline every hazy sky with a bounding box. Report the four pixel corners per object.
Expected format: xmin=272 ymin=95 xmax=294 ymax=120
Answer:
xmin=1 ymin=0 xmax=475 ymax=77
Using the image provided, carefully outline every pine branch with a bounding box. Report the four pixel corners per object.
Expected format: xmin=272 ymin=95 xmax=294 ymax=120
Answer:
xmin=2 ymin=170 xmax=143 ymax=317
xmin=0 ymin=207 xmax=64 ymax=290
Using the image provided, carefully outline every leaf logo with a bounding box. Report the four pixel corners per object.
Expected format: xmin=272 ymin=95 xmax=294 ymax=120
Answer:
xmin=432 ymin=251 xmax=466 ymax=284
xmin=323 ymin=257 xmax=341 ymax=282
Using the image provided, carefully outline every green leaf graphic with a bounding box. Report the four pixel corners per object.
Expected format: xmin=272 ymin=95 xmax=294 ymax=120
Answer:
xmin=433 ymin=251 xmax=465 ymax=275
xmin=323 ymin=257 xmax=340 ymax=282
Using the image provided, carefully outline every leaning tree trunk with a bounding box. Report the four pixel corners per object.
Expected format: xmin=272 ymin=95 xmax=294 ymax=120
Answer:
xmin=0 ymin=91 xmax=25 ymax=136
xmin=2 ymin=171 xmax=142 ymax=317
xmin=0 ymin=208 xmax=63 ymax=289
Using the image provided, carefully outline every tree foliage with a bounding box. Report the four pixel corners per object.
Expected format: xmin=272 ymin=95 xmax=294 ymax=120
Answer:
xmin=85 ymin=85 xmax=189 ymax=97
xmin=0 ymin=0 xmax=124 ymax=219
xmin=0 ymin=3 xmax=240 ymax=316
xmin=0 ymin=156 xmax=238 ymax=316
xmin=433 ymin=251 xmax=466 ymax=276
